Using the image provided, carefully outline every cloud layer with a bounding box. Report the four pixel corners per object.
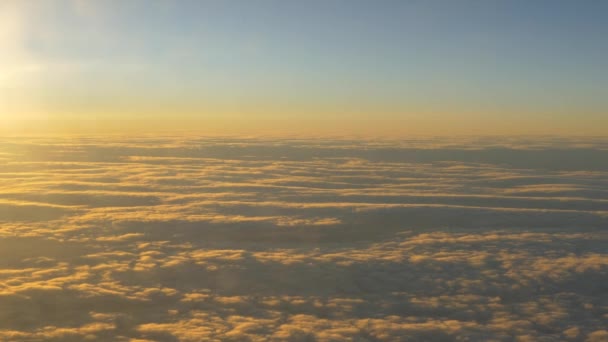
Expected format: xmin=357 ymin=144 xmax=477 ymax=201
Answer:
xmin=0 ymin=136 xmax=607 ymax=341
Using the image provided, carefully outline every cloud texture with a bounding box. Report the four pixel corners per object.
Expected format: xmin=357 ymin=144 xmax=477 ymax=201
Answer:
xmin=0 ymin=135 xmax=607 ymax=341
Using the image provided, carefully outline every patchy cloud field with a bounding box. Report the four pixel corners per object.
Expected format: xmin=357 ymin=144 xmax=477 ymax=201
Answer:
xmin=0 ymin=136 xmax=607 ymax=341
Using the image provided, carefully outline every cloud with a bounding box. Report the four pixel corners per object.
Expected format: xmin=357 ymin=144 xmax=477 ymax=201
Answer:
xmin=0 ymin=136 xmax=606 ymax=340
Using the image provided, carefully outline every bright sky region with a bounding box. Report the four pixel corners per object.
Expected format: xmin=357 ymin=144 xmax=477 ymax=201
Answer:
xmin=0 ymin=0 xmax=607 ymax=135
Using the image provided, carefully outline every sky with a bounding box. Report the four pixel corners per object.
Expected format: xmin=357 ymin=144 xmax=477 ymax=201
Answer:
xmin=1 ymin=2 xmax=608 ymax=338
xmin=1 ymin=0 xmax=607 ymax=135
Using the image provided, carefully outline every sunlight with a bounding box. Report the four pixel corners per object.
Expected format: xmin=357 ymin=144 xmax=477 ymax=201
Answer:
xmin=0 ymin=2 xmax=27 ymax=89
xmin=0 ymin=1 xmax=607 ymax=340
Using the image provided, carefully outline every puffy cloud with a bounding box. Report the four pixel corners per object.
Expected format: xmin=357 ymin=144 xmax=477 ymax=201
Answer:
xmin=0 ymin=136 xmax=606 ymax=340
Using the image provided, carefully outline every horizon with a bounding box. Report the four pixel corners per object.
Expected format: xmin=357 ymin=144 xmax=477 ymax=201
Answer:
xmin=1 ymin=1 xmax=607 ymax=341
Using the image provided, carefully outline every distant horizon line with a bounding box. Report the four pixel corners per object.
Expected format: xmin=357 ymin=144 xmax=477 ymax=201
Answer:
xmin=2 ymin=117 xmax=607 ymax=137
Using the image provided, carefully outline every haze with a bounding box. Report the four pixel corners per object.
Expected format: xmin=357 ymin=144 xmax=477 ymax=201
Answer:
xmin=0 ymin=1 xmax=607 ymax=341
xmin=1 ymin=0 xmax=608 ymax=135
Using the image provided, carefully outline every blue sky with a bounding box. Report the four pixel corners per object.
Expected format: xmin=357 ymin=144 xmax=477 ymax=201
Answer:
xmin=1 ymin=0 xmax=607 ymax=134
